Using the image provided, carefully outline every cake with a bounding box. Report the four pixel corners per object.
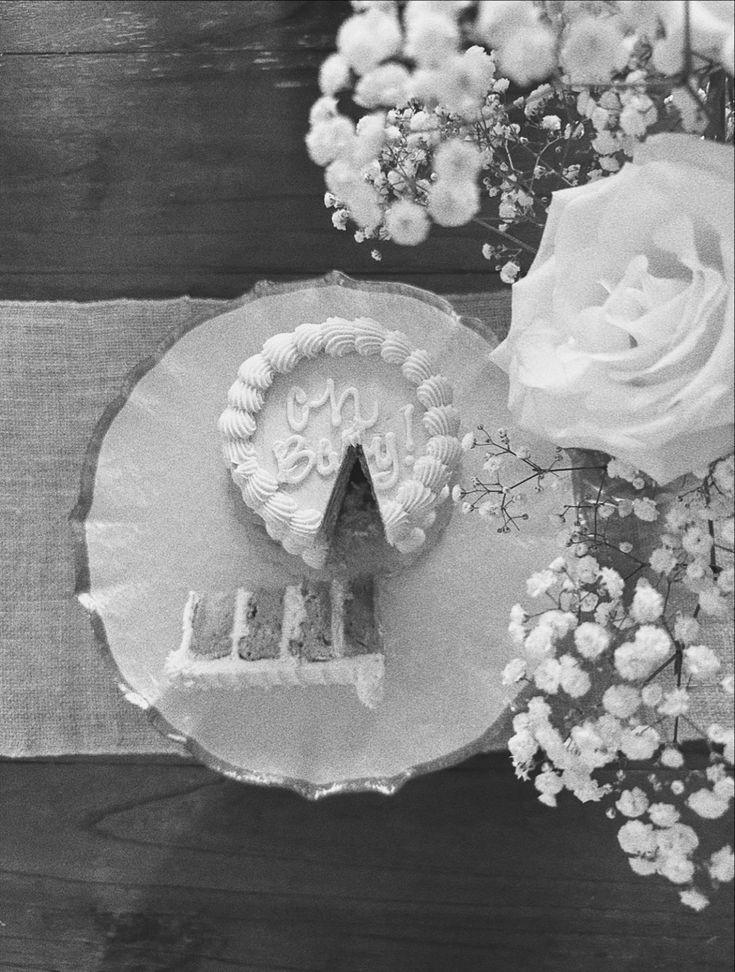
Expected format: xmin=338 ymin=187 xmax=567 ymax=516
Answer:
xmin=217 ymin=317 xmax=464 ymax=568
xmin=165 ymin=577 xmax=384 ymax=708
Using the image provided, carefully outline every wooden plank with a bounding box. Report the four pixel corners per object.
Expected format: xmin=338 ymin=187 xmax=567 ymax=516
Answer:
xmin=0 ymin=756 xmax=732 ymax=971
xmin=0 ymin=2 xmax=496 ymax=300
xmin=0 ymin=1 xmax=323 ymax=53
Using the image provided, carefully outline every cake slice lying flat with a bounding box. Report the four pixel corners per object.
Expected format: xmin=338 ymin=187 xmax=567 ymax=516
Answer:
xmin=165 ymin=577 xmax=384 ymax=708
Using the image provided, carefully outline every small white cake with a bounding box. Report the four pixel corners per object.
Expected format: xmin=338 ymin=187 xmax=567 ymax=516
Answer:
xmin=217 ymin=317 xmax=463 ymax=567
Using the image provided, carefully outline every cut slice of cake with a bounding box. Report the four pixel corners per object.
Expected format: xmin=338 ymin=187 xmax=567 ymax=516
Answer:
xmin=165 ymin=577 xmax=384 ymax=708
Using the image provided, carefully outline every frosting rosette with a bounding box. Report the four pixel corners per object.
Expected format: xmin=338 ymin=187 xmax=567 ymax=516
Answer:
xmin=490 ymin=134 xmax=734 ymax=484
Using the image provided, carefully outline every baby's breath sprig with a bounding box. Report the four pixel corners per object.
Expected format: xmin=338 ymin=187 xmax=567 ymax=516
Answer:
xmin=466 ymin=442 xmax=735 ymax=912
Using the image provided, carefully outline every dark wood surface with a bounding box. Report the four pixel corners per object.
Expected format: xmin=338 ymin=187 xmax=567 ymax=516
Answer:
xmin=1 ymin=755 xmax=733 ymax=972
xmin=0 ymin=0 xmax=491 ymax=300
xmin=1 ymin=3 xmax=733 ymax=970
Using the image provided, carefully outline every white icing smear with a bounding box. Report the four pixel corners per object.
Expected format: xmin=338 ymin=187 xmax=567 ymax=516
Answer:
xmin=165 ymin=652 xmax=385 ymax=708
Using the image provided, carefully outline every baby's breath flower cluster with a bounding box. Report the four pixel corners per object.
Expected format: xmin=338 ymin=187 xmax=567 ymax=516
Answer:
xmin=458 ymin=439 xmax=734 ymax=910
xmin=307 ymin=1 xmax=734 ymax=280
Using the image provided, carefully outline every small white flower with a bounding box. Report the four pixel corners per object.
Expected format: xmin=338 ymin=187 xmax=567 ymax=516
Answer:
xmin=502 ymin=657 xmax=527 ymax=685
xmin=533 ymin=657 xmax=562 ymax=694
xmin=649 ymin=547 xmax=678 ymax=575
xmin=598 ymin=567 xmax=625 ymax=600
xmin=618 ymin=819 xmax=657 ymax=856
xmin=306 ymin=116 xmax=356 ymax=166
xmin=561 ymin=16 xmax=629 ymax=83
xmin=619 ymin=726 xmax=660 ymax=760
xmin=683 ymin=645 xmax=721 ymax=679
xmin=641 ymin=683 xmax=663 ymax=707
xmin=614 ymin=627 xmax=671 ymax=682
xmin=657 ymin=688 xmax=690 ymax=718
xmin=574 ymin=622 xmax=610 ymax=660
xmin=616 ymin=787 xmax=649 ymax=818
xmin=632 ymin=497 xmax=658 ymax=522
xmin=714 ymin=777 xmax=735 ymax=803
xmin=541 ymin=114 xmax=562 ymax=132
xmin=404 ymin=8 xmax=460 ymax=68
xmin=495 ymin=23 xmax=558 ymax=87
xmin=510 ymin=603 xmax=527 ymax=625
xmin=385 ymin=199 xmax=430 ymax=246
xmin=680 ymin=888 xmax=710 ymax=911
xmin=508 ymin=727 xmax=538 ymax=765
xmin=451 ymin=484 xmax=463 ymax=503
xmin=660 ymin=747 xmax=684 ymax=768
xmin=538 ymin=611 xmax=577 ymax=638
xmin=558 ymin=654 xmax=591 ymax=698
xmin=331 ymin=208 xmax=349 ymax=231
xmin=717 ymin=566 xmax=734 ymax=593
xmin=575 ymin=555 xmax=600 ymax=584
xmin=658 ymin=855 xmax=695 ymax=885
xmin=674 ymin=615 xmax=700 ymax=646
xmin=461 ymin=431 xmax=475 ymax=452
xmin=656 ymin=822 xmax=699 ymax=858
xmin=354 ymin=62 xmax=411 ymax=109
xmin=427 ymin=179 xmax=480 ymax=226
xmin=709 ymin=846 xmax=735 ymax=883
xmin=319 ymin=52 xmax=351 ymax=96
xmin=508 ymin=620 xmax=526 ymax=645
xmin=499 ymin=261 xmax=521 ymax=284
xmin=619 ymin=100 xmax=656 ymax=138
xmin=603 ymin=685 xmax=641 ymax=719
xmin=524 ymin=625 xmax=556 ymax=667
xmin=629 ymin=856 xmax=658 ymax=876
xmin=683 ymin=525 xmax=713 ymax=558
xmin=535 ymin=768 xmax=563 ymax=796
xmin=433 ymin=138 xmax=482 ymax=183
xmin=337 ymin=9 xmax=403 ymax=75
xmin=698 ymin=585 xmax=728 ymax=618
xmin=309 ymin=95 xmax=339 ymax=126
xmin=630 ymin=579 xmax=664 ymax=623
xmin=648 ymin=803 xmax=680 ymax=828
xmin=526 ymin=569 xmax=557 ymax=598
xmin=688 ymin=788 xmax=730 ymax=819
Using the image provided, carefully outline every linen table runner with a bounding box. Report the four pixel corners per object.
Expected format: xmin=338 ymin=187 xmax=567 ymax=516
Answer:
xmin=1 ymin=289 xmax=513 ymax=756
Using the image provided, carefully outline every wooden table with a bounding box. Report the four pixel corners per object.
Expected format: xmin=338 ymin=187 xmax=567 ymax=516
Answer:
xmin=1 ymin=4 xmax=732 ymax=969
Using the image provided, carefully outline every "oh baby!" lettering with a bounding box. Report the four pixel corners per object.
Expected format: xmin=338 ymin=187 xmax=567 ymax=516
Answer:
xmin=272 ymin=379 xmax=403 ymax=489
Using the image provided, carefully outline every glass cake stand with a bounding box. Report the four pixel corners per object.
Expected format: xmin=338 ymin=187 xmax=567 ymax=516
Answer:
xmin=72 ymin=272 xmax=568 ymax=798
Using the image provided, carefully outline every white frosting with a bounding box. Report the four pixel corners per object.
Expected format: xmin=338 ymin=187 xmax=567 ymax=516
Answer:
xmin=166 ymin=651 xmax=385 ymax=708
xmin=219 ymin=317 xmax=463 ymax=564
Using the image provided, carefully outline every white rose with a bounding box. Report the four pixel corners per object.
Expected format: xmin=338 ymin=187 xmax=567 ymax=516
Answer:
xmin=490 ymin=134 xmax=734 ymax=484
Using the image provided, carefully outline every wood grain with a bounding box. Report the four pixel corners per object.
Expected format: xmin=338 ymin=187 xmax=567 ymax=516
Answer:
xmin=1 ymin=755 xmax=732 ymax=971
xmin=0 ymin=0 xmax=493 ymax=300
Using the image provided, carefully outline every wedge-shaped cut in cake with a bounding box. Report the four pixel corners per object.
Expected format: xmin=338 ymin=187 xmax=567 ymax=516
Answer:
xmin=218 ymin=317 xmax=465 ymax=567
xmin=165 ymin=577 xmax=384 ymax=708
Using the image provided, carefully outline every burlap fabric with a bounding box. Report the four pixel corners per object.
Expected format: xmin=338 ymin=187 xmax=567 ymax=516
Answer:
xmin=1 ymin=285 xmax=512 ymax=756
